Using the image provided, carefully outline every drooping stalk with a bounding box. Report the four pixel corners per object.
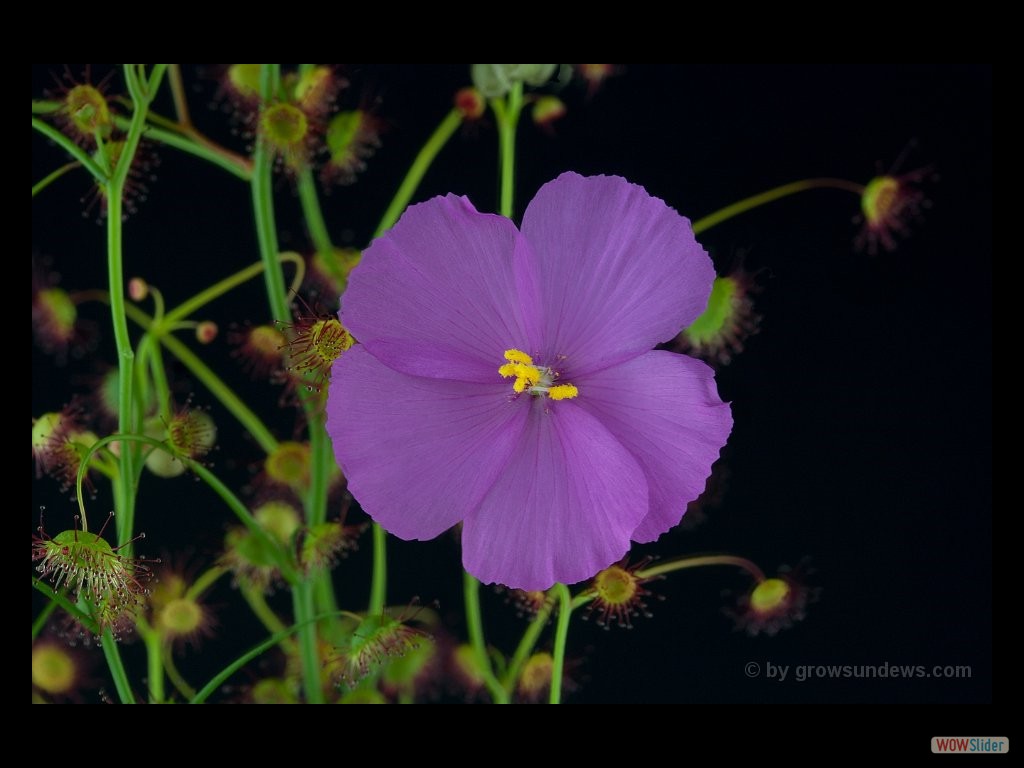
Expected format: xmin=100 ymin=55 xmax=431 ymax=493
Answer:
xmin=462 ymin=571 xmax=510 ymax=704
xmin=548 ymin=583 xmax=572 ymax=705
xmin=691 ymin=177 xmax=864 ymax=235
xmin=374 ymin=107 xmax=463 ymax=237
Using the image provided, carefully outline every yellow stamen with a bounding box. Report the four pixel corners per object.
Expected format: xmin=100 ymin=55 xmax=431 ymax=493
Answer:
xmin=503 ymin=349 xmax=533 ymax=365
xmin=547 ymin=384 xmax=579 ymax=401
xmin=499 ymin=348 xmax=579 ymax=401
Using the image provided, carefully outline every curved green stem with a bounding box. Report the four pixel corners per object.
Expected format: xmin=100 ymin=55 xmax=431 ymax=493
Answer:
xmin=462 ymin=571 xmax=509 ymax=704
xmin=165 ymin=331 xmax=279 ymax=451
xmin=501 ymin=594 xmax=555 ymax=692
xmin=120 ymin=302 xmax=279 ymax=453
xmin=32 ymin=579 xmax=98 ymax=635
xmin=187 ymin=459 xmax=298 ymax=583
xmin=638 ymin=554 xmax=766 ymax=581
xmin=163 ymin=648 xmax=196 ymax=701
xmin=571 ymin=554 xmax=767 ymax=612
xmin=491 ymin=84 xmax=524 ymax=220
xmin=168 ymin=64 xmax=191 ymax=126
xmin=374 ymin=107 xmax=463 ymax=237
xmin=31 ymin=117 xmax=107 ymax=181
xmin=161 ymin=254 xmax=304 ymax=328
xmin=186 ymin=566 xmax=228 ymax=600
xmin=549 ymin=583 xmax=572 ymax=705
xmin=691 ymin=177 xmax=865 ymax=235
xmin=31 ymin=600 xmax=58 ymax=641
xmin=241 ymin=585 xmax=290 ymax=635
xmin=115 ymin=114 xmax=252 ymax=180
xmin=189 ymin=610 xmax=343 ymax=704
xmin=75 ymin=433 xmax=296 ymax=582
xmin=32 ymin=161 xmax=79 ymax=198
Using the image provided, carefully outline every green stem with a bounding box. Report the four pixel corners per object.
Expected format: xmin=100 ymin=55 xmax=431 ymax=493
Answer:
xmin=368 ymin=522 xmax=388 ymax=615
xmin=638 ymin=554 xmax=766 ymax=582
xmin=308 ymin=410 xmax=337 ymax=616
xmin=297 ymin=166 xmax=334 ymax=257
xmin=549 ymin=583 xmax=572 ymax=705
xmin=163 ymin=648 xmax=196 ymax=701
xmin=691 ymin=178 xmax=865 ymax=235
xmin=102 ymin=628 xmax=136 ymax=704
xmin=116 ymin=115 xmax=252 ymax=180
xmin=31 ymin=579 xmax=97 ymax=635
xmin=31 ymin=600 xmax=58 ymax=641
xmin=241 ymin=585 xmax=289 ymax=635
xmin=252 ymin=64 xmax=292 ymax=326
xmin=30 ymin=99 xmax=58 ymax=115
xmin=31 ymin=116 xmax=107 ymax=181
xmin=140 ymin=334 xmax=172 ymax=420
xmin=501 ymin=596 xmax=555 ymax=692
xmin=462 ymin=571 xmax=509 ymax=704
xmin=32 ymin=161 xmax=79 ymax=197
xmin=106 ymin=64 xmax=166 ymax=554
xmin=250 ymin=63 xmax=323 ymax=704
xmin=121 ymin=302 xmax=279 ymax=453
xmin=144 ymin=628 xmax=165 ymax=703
xmin=168 ymin=64 xmax=191 ymax=126
xmin=571 ymin=554 xmax=767 ymax=612
xmin=189 ymin=611 xmax=342 ymax=704
xmin=186 ymin=566 xmax=228 ymax=600
xmin=161 ymin=254 xmax=304 ymax=328
xmin=374 ymin=107 xmax=463 ymax=237
xmin=292 ymin=580 xmax=324 ymax=703
xmin=492 ymin=83 xmax=524 ymax=219
xmin=165 ymin=331 xmax=279 ymax=451
xmin=75 ymin=433 xmax=296 ymax=582
xmin=188 ymin=459 xmax=298 ymax=582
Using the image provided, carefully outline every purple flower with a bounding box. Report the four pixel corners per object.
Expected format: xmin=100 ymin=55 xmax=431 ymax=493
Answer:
xmin=327 ymin=173 xmax=732 ymax=590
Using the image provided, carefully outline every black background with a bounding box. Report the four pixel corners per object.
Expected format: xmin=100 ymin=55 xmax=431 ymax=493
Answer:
xmin=32 ymin=65 xmax=992 ymax=710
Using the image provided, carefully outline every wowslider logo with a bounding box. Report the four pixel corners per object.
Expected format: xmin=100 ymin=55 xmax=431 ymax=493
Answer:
xmin=931 ymin=737 xmax=1009 ymax=754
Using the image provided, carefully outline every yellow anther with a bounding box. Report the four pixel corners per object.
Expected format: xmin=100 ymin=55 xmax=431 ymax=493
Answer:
xmin=499 ymin=349 xmax=578 ymax=400
xmin=503 ymin=349 xmax=533 ymax=365
xmin=514 ymin=364 xmax=541 ymax=385
xmin=547 ymin=384 xmax=579 ymax=401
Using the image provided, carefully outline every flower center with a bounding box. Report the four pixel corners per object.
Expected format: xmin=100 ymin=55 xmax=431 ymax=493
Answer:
xmin=499 ymin=349 xmax=578 ymax=400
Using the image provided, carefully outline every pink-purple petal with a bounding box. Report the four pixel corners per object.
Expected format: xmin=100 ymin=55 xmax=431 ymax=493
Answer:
xmin=574 ymin=351 xmax=732 ymax=543
xmin=461 ymin=399 xmax=649 ymax=590
xmin=326 ymin=345 xmax=528 ymax=541
xmin=520 ymin=172 xmax=714 ymax=376
xmin=342 ymin=194 xmax=542 ymax=382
